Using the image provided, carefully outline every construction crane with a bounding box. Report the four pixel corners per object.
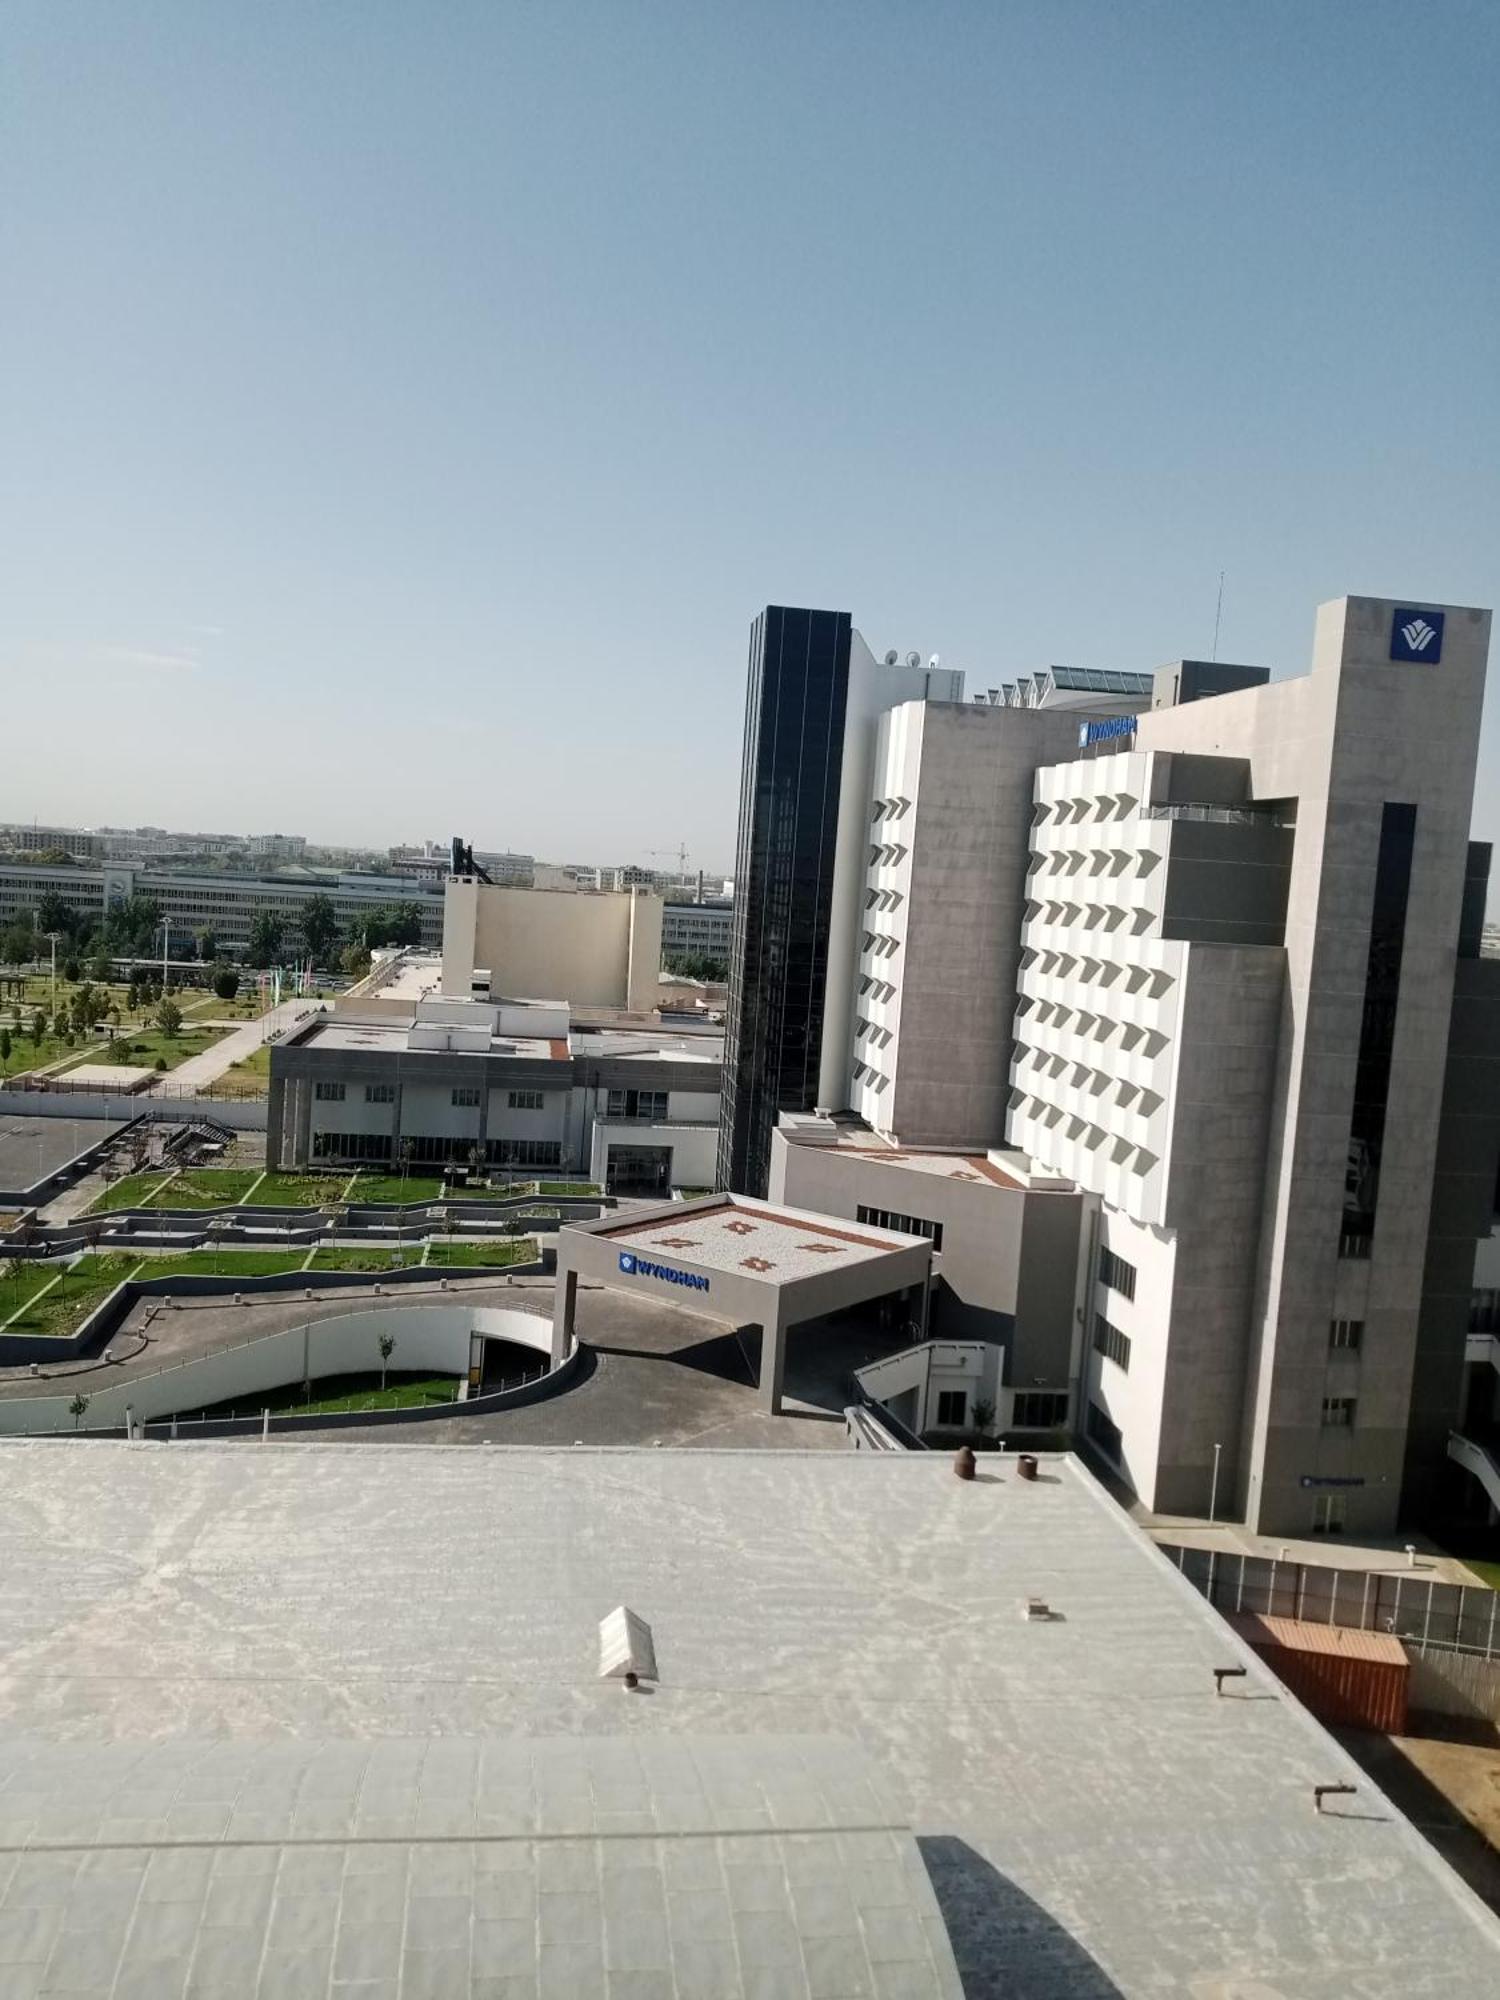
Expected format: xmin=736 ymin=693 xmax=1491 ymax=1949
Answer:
xmin=648 ymin=844 xmax=691 ymax=877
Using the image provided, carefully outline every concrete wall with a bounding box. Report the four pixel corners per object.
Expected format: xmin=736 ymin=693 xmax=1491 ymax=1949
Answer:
xmin=1138 ymin=597 xmax=1492 ymax=1535
xmin=0 ymin=1304 xmax=551 ymax=1435
xmin=442 ymin=880 xmax=662 ymax=1011
xmin=769 ymin=1133 xmax=1082 ymax=1390
xmin=849 ymin=701 xmax=1081 ymax=1146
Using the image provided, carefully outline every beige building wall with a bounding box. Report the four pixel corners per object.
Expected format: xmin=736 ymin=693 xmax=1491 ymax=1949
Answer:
xmin=442 ymin=880 xmax=663 ymax=1011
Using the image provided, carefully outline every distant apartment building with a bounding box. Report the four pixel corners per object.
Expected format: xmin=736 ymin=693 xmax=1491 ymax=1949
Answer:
xmin=0 ymin=860 xmax=444 ymax=955
xmin=247 ymin=833 xmax=307 ymax=862
xmin=661 ymin=900 xmax=732 ymax=962
xmin=0 ymin=823 xmax=105 ymax=861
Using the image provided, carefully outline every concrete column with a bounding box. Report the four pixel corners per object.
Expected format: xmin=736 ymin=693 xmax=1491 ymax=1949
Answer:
xmin=551 ymin=1268 xmax=578 ymax=1366
xmin=758 ymin=1313 xmax=787 ymax=1415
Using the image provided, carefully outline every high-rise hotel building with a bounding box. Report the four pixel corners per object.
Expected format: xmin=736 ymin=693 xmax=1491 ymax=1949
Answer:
xmin=728 ymin=591 xmax=1500 ymax=1537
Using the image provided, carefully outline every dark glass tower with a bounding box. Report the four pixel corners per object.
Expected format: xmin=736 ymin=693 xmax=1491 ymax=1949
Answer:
xmin=717 ymin=607 xmax=852 ymax=1195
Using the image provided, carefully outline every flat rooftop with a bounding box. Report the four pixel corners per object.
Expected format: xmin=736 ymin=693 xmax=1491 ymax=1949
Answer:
xmin=598 ymin=1199 xmax=921 ymax=1283
xmin=296 ymin=1018 xmax=566 ymax=1060
xmin=0 ymin=1113 xmax=130 ymax=1195
xmin=0 ymin=1445 xmax=1494 ymax=1995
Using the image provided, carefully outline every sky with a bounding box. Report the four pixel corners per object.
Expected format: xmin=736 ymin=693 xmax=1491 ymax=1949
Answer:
xmin=3 ymin=2 xmax=1497 ymax=875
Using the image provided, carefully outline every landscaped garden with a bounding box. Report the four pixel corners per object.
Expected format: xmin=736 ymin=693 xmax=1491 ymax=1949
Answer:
xmin=425 ymin=1237 xmax=537 ymax=1268
xmin=177 ymin=1371 xmax=460 ymax=1421
xmin=88 ymin=1168 xmax=266 ymax=1213
xmin=0 ymin=1254 xmax=143 ymax=1337
xmin=304 ymin=1247 xmax=423 ymax=1272
xmin=341 ymin=1173 xmax=446 ymax=1205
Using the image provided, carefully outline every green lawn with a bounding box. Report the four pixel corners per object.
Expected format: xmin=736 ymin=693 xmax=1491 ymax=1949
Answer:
xmin=202 ymin=1042 xmax=271 ymax=1099
xmin=87 ymin=1172 xmax=178 ymax=1214
xmin=138 ymin=1250 xmax=305 ymax=1278
xmin=246 ymin=1172 xmax=350 ymax=1208
xmin=1456 ymin=1557 xmax=1500 ymax=1590
xmin=538 ymin=1181 xmax=601 ymax=1197
xmin=304 ymin=1247 xmax=423 ymax=1272
xmin=70 ymin=1026 xmax=234 ymax=1076
xmin=343 ymin=1174 xmax=446 ymax=1205
xmin=425 ymin=1237 xmax=538 ymax=1268
xmin=182 ymin=1371 xmax=460 ymax=1421
xmin=0 ymin=1262 xmax=70 ymax=1326
xmin=150 ymin=1168 xmax=267 ymax=1208
xmin=0 ymin=1254 xmax=142 ymax=1337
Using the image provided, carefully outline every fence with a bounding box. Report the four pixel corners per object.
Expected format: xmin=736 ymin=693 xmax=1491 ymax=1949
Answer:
xmin=1161 ymin=1542 xmax=1500 ymax=1661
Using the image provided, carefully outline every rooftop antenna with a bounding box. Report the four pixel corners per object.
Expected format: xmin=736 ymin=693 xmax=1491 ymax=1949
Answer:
xmin=1211 ymin=570 xmax=1225 ymax=662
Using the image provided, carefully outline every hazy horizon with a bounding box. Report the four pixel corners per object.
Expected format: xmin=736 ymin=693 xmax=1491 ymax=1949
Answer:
xmin=5 ymin=4 xmax=1497 ymax=869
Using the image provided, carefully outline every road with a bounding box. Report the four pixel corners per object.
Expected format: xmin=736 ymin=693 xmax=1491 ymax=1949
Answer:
xmin=145 ymin=996 xmax=318 ymax=1096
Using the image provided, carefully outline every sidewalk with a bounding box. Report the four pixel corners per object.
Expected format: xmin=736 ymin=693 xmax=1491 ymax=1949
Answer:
xmin=145 ymin=998 xmax=314 ymax=1096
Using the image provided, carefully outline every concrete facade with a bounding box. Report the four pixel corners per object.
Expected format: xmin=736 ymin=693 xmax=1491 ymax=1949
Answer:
xmin=553 ymin=1194 xmax=932 ymax=1412
xmin=769 ymin=1125 xmax=1085 ymax=1430
xmin=846 ymin=700 xmax=1084 ymax=1147
xmin=266 ymin=1000 xmax=723 ymax=1190
xmin=1010 ymin=596 xmax=1496 ymax=1535
xmin=441 ymin=878 xmax=663 ymax=1012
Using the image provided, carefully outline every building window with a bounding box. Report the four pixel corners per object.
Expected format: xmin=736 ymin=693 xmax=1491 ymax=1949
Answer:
xmin=1329 ymin=1318 xmax=1363 ymax=1351
xmin=451 ymin=1086 xmax=481 ymax=1108
xmin=606 ymin=1089 xmax=668 ymax=1122
xmin=507 ymin=1089 xmax=545 ymax=1110
xmin=1093 ymin=1314 xmax=1131 ymax=1371
xmin=403 ymin=1134 xmax=486 ymax=1165
xmin=1085 ymin=1399 xmax=1122 ymax=1464
xmin=1012 ymin=1390 xmax=1069 ymax=1429
xmin=314 ymin=1081 xmax=345 ymax=1102
xmin=485 ymin=1138 xmax=562 ymax=1168
xmin=856 ymin=1204 xmax=943 ymax=1251
xmin=311 ymin=1131 xmax=392 ymax=1162
xmin=1097 ymin=1247 xmax=1136 ymax=1301
xmin=365 ymin=1083 xmax=396 ymax=1104
xmin=1338 ymin=1228 xmax=1372 ymax=1261
xmin=1471 ymin=1290 xmax=1500 ymax=1334
xmin=934 ymin=1390 xmax=968 ymax=1428
xmin=1321 ymin=1396 xmax=1357 ymax=1428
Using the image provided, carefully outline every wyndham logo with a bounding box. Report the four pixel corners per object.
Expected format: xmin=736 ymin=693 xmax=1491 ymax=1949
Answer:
xmin=1390 ymin=607 xmax=1444 ymax=664
xmin=1078 ymin=715 xmax=1137 ymax=749
xmin=618 ymin=1250 xmax=709 ymax=1294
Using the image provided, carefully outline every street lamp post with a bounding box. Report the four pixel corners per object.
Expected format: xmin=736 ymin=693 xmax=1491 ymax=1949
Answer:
xmin=1209 ymin=1441 xmax=1223 ymax=1524
xmin=45 ymin=932 xmax=59 ymax=1019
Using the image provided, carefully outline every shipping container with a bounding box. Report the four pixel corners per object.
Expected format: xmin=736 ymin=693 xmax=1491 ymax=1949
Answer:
xmin=1228 ymin=1612 xmax=1408 ymax=1734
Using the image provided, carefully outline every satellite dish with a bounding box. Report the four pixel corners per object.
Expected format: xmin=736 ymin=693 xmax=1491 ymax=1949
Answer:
xmin=905 ymin=650 xmax=921 ymax=670
xmin=883 ymin=649 xmax=899 ymax=666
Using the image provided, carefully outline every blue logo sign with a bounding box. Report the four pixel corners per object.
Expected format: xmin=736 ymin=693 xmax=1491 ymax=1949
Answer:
xmin=1299 ymin=1474 xmax=1366 ymax=1490
xmin=1078 ymin=715 xmax=1137 ymax=749
xmin=1390 ymin=608 xmax=1443 ymax=663
xmin=618 ymin=1250 xmax=709 ymax=1294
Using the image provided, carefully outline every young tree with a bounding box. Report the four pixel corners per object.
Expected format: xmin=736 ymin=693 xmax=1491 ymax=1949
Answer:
xmin=341 ymin=942 xmax=372 ymax=977
xmin=378 ymin=1331 xmax=396 ymax=1393
xmin=0 ymin=1027 xmax=10 ymax=1065
xmin=299 ymin=894 xmax=338 ymax=967
xmin=89 ymin=949 xmax=113 ymax=984
xmin=196 ymin=926 xmax=219 ymax=963
xmin=156 ymin=997 xmax=184 ymax=1039
xmin=247 ymin=910 xmax=284 ymax=968
xmin=61 ymin=955 xmax=82 ymax=984
xmin=68 ymin=1393 xmax=90 ymax=1431
xmin=31 ymin=1009 xmax=46 ymax=1046
xmin=212 ymin=963 xmax=240 ymax=1001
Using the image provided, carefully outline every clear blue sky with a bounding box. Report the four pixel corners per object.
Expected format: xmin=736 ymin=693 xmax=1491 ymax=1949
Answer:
xmin=3 ymin=2 xmax=1497 ymax=873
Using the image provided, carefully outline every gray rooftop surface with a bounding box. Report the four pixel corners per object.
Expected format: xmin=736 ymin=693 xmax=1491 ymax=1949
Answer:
xmin=0 ymin=1115 xmax=128 ymax=1195
xmin=0 ymin=1443 xmax=1496 ymax=1996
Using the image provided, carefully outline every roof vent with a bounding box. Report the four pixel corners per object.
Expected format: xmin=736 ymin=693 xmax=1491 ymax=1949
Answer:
xmin=598 ymin=1605 xmax=658 ymax=1683
xmin=1020 ymin=1596 xmax=1056 ymax=1623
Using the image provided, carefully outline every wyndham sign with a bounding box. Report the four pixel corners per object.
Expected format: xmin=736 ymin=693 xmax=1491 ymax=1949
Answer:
xmin=618 ymin=1251 xmax=710 ymax=1294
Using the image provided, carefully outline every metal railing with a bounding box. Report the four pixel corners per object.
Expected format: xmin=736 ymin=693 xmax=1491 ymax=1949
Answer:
xmin=1162 ymin=1540 xmax=1500 ymax=1660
